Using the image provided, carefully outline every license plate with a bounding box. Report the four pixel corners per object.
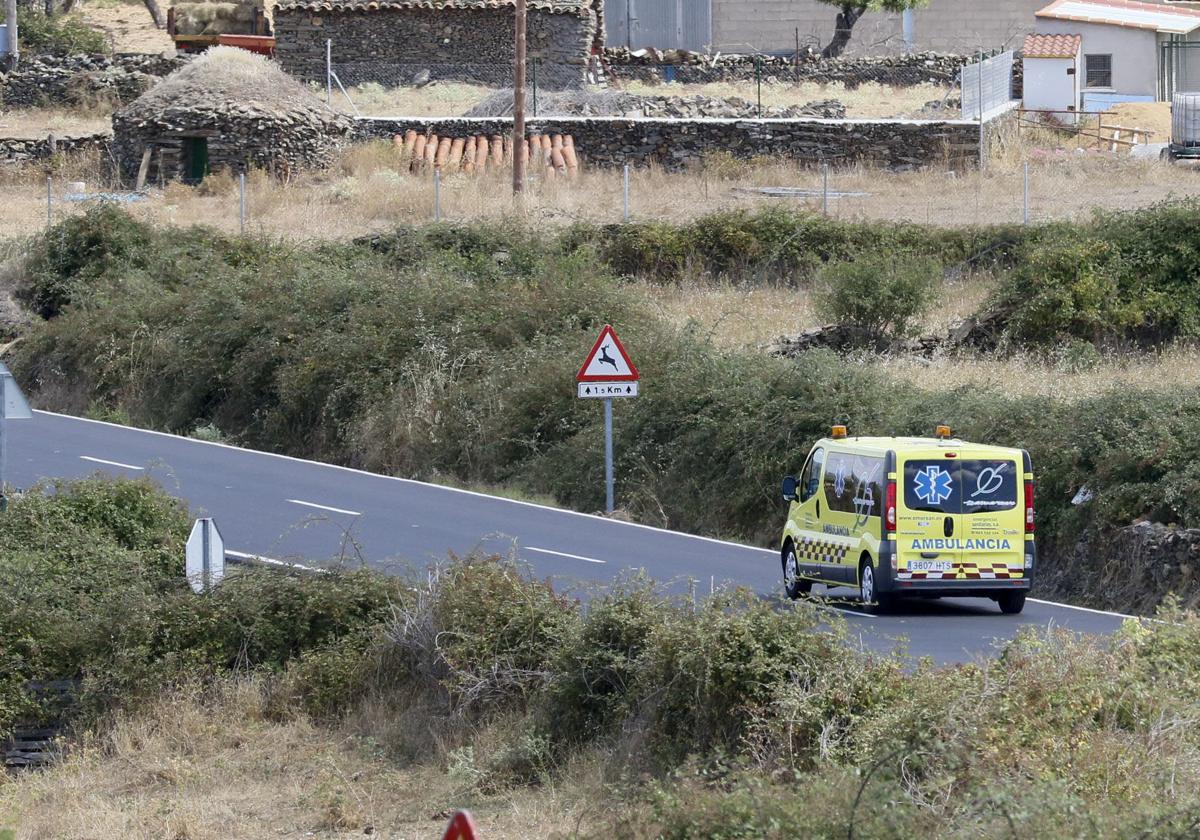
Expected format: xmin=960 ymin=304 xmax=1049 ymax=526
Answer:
xmin=908 ymin=560 xmax=953 ymax=572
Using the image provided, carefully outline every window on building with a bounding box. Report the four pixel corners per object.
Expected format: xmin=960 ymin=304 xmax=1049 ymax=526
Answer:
xmin=1085 ymin=54 xmax=1112 ymax=88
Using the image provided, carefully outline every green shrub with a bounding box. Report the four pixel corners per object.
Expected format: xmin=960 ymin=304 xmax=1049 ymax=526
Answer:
xmin=813 ymin=253 xmax=940 ymax=344
xmin=12 ymin=7 xmax=108 ymax=56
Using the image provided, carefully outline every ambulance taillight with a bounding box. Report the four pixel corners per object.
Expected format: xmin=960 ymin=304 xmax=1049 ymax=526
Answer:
xmin=885 ymin=481 xmax=897 ymax=532
xmin=1025 ymin=480 xmax=1035 ymax=533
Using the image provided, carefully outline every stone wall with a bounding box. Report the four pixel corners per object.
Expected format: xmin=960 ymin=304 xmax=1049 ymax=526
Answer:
xmin=357 ymin=108 xmax=1015 ymax=170
xmin=0 ymin=53 xmax=185 ymax=109
xmin=1042 ymin=522 xmax=1200 ymax=615
xmin=604 ymin=50 xmax=968 ymax=88
xmin=275 ymin=7 xmax=597 ymax=89
xmin=0 ymin=131 xmax=111 ymax=166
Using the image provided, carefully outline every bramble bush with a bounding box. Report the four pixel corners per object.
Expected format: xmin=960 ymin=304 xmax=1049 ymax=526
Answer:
xmin=813 ymin=252 xmax=940 ymax=345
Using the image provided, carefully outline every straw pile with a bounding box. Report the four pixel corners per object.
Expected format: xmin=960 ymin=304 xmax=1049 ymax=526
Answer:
xmin=391 ymin=130 xmax=580 ymax=177
xmin=172 ymin=0 xmax=271 ymax=36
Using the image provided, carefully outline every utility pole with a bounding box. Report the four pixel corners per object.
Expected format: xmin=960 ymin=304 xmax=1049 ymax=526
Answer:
xmin=513 ymin=0 xmax=526 ymax=195
xmin=4 ymin=0 xmax=18 ymax=70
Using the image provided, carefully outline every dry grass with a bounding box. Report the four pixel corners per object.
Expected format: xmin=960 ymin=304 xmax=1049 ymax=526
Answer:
xmin=877 ymin=345 xmax=1200 ymax=400
xmin=0 ymin=680 xmax=603 ymax=840
xmin=75 ymin=0 xmax=175 ymax=54
xmin=1 ymin=139 xmax=1195 ymax=241
xmin=0 ymin=109 xmax=111 ymax=139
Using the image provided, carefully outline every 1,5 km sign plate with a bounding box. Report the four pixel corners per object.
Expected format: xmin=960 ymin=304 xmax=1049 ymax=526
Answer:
xmin=576 ymin=325 xmax=640 ymax=512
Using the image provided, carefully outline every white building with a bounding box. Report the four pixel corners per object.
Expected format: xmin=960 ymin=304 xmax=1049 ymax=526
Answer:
xmin=1022 ymin=33 xmax=1082 ymax=116
xmin=1033 ymin=0 xmax=1200 ymax=106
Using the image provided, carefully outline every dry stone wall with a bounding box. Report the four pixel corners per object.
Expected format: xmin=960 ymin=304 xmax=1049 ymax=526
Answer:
xmin=0 ymin=131 xmax=111 ymax=166
xmin=358 ymin=110 xmax=1012 ymax=170
xmin=0 ymin=53 xmax=186 ymax=109
xmin=275 ymin=7 xmax=596 ymax=89
xmin=603 ymin=49 xmax=968 ymax=88
xmin=1043 ymin=522 xmax=1200 ymax=615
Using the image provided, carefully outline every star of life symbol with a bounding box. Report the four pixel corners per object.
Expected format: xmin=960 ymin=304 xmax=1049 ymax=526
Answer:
xmin=914 ymin=465 xmax=953 ymax=506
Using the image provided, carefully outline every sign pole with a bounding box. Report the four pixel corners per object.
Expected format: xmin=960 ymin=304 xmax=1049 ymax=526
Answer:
xmin=0 ymin=375 xmax=7 ymax=511
xmin=576 ymin=324 xmax=639 ymax=516
xmin=604 ymin=397 xmax=614 ymax=513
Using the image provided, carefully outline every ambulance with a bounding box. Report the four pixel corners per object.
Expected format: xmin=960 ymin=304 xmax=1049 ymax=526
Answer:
xmin=779 ymin=425 xmax=1034 ymax=614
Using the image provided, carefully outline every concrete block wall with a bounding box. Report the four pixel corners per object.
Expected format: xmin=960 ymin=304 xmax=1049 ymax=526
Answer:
xmin=711 ymin=0 xmax=1044 ymax=56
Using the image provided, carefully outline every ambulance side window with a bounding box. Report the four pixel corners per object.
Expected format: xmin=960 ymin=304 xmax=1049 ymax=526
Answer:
xmin=800 ymin=447 xmax=825 ymax=503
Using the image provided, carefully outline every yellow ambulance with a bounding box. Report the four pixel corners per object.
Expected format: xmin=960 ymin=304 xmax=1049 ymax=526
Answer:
xmin=779 ymin=425 xmax=1035 ymax=614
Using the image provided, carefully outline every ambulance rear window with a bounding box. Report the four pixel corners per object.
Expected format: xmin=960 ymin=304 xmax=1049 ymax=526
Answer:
xmin=903 ymin=459 xmax=1018 ymax=514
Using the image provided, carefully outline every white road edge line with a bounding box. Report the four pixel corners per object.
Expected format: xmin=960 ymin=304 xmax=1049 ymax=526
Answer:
xmin=525 ymin=546 xmax=607 ymax=565
xmin=287 ymin=499 xmax=362 ymax=516
xmin=1027 ymin=598 xmax=1136 ymax=620
xmin=36 ymin=410 xmax=776 ymax=557
xmin=80 ymin=455 xmax=144 ymax=471
xmin=225 ymin=549 xmax=327 ymax=574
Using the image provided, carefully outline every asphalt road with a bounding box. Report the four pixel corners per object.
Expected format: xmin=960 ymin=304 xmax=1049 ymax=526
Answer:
xmin=7 ymin=410 xmax=1133 ymax=664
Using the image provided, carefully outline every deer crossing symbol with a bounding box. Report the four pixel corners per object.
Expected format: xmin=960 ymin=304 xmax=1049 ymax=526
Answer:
xmin=597 ymin=343 xmax=619 ymax=371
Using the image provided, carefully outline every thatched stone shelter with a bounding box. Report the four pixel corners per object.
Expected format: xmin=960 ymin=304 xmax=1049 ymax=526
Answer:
xmin=112 ymin=47 xmax=352 ymax=184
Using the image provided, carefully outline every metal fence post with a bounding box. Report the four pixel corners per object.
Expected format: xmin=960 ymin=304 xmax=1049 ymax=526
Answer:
xmin=755 ymin=55 xmax=763 ymax=117
xmin=821 ymin=161 xmax=829 ymax=217
xmin=978 ymin=49 xmax=986 ymax=171
xmin=622 ymin=164 xmax=630 ymax=222
xmin=325 ymin=39 xmax=332 ymax=104
xmin=238 ymin=172 xmax=246 ymax=233
xmin=1023 ymin=160 xmax=1030 ymax=225
xmin=45 ymin=176 xmax=51 ymax=228
xmin=434 ymin=167 xmax=442 ymax=221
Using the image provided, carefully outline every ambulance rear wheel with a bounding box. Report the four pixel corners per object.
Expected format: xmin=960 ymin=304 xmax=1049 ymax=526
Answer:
xmin=997 ymin=591 xmax=1026 ymax=615
xmin=782 ymin=544 xmax=811 ymax=599
xmin=860 ymin=559 xmax=894 ymax=613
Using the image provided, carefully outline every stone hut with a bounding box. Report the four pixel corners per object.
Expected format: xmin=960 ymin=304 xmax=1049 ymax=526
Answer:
xmin=273 ymin=0 xmax=603 ymax=90
xmin=112 ymin=46 xmax=352 ymax=184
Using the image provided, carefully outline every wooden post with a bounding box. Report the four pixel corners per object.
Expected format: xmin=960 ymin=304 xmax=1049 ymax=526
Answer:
xmin=513 ymin=0 xmax=527 ymax=194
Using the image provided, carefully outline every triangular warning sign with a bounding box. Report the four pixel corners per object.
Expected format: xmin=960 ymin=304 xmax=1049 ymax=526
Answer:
xmin=577 ymin=325 xmax=640 ymax=382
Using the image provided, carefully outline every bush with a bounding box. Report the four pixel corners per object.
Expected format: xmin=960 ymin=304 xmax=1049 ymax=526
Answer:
xmin=813 ymin=253 xmax=940 ymax=345
xmin=0 ymin=477 xmax=404 ymax=732
xmin=12 ymin=7 xmax=108 ymax=56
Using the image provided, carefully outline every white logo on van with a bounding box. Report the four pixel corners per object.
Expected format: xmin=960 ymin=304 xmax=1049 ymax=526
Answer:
xmin=972 ymin=466 xmax=1005 ymax=497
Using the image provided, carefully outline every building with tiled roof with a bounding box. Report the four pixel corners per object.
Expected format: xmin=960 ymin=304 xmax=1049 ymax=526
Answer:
xmin=273 ymin=0 xmax=603 ymax=89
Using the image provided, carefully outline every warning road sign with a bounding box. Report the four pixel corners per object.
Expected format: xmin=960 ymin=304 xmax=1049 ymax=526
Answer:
xmin=577 ymin=325 xmax=639 ymax=382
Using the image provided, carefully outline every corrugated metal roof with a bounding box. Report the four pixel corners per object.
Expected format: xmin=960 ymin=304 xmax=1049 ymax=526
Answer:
xmin=275 ymin=0 xmax=596 ymax=13
xmin=1023 ymin=32 xmax=1082 ymax=58
xmin=1035 ymin=0 xmax=1200 ymax=34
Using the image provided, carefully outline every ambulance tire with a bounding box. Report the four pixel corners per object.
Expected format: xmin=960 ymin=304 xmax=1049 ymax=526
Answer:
xmin=997 ymin=591 xmax=1026 ymax=615
xmin=782 ymin=542 xmax=811 ymax=599
xmin=859 ymin=558 xmax=894 ymax=613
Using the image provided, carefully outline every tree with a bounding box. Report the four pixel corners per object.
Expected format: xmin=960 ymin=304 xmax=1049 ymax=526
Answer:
xmin=816 ymin=0 xmax=927 ymax=59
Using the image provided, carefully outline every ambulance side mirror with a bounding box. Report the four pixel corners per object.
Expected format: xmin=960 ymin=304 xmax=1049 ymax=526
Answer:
xmin=782 ymin=475 xmax=798 ymax=502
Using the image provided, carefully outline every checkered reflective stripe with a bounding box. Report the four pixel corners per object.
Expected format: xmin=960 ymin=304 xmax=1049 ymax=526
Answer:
xmin=795 ymin=535 xmax=850 ymax=565
xmin=900 ymin=561 xmax=1024 ymax=580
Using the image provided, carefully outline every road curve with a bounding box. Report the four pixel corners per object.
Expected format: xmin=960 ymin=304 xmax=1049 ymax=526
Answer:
xmin=8 ymin=410 xmax=1132 ymax=664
